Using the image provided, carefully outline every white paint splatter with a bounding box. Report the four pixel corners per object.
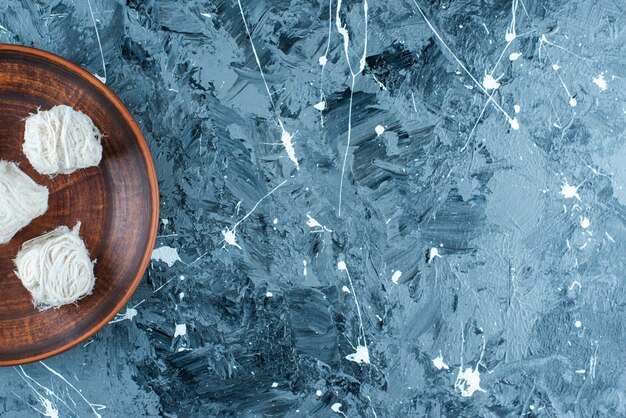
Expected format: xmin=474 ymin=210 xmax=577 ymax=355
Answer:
xmin=514 ymin=104 xmax=521 ymax=113
xmin=200 ymin=12 xmax=211 ymax=18
xmin=482 ymin=74 xmax=501 ymax=90
xmin=151 ymin=246 xmax=182 ymax=267
xmin=319 ymin=55 xmax=328 ymax=66
xmin=454 ymin=366 xmax=484 ymax=397
xmin=509 ymin=52 xmax=522 ymax=61
xmin=342 ymin=285 xmax=351 ymax=293
xmin=552 ymin=63 xmax=561 ymax=70
xmin=314 ymin=101 xmax=326 ymax=111
xmin=222 ymin=229 xmax=242 ymax=249
xmin=561 ymin=182 xmax=580 ymax=200
xmin=593 ymin=73 xmax=607 ymax=91
xmin=391 ymin=270 xmax=402 ymax=283
xmin=306 ymin=214 xmax=323 ymax=228
xmin=429 ymin=247 xmax=441 ymax=262
xmin=575 ymin=320 xmax=582 ymax=328
xmin=266 ymin=291 xmax=273 ymax=298
xmin=345 ymin=345 xmax=370 ymax=364
xmin=375 ymin=125 xmax=385 ymax=136
xmin=569 ymin=97 xmax=577 ymax=107
xmin=179 ymin=292 xmax=185 ymax=301
xmin=306 ymin=213 xmax=332 ymax=232
xmin=337 ymin=260 xmax=371 ymax=368
xmin=331 ymin=403 xmax=343 ymax=413
xmin=316 ymin=390 xmax=323 ymax=397
xmin=433 ymin=353 xmax=449 ymax=370
xmin=575 ymin=369 xmax=586 ymax=374
xmin=109 ymin=307 xmax=138 ymax=324
xmin=303 ymin=260 xmax=308 ymax=276
xmin=278 ymin=119 xmax=299 ymax=170
xmin=161 ymin=218 xmax=169 ymax=226
xmin=272 ymin=218 xmax=278 ymax=225
xmin=508 ymin=117 xmax=520 ymax=130
xmin=40 ymin=398 xmax=60 ymax=418
xmin=580 ymin=217 xmax=590 ymax=229
xmin=174 ymin=323 xmax=187 ymax=338
xmin=271 ymin=382 xmax=278 ymax=388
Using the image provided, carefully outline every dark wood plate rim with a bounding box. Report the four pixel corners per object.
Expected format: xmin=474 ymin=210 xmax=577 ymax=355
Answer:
xmin=0 ymin=44 xmax=159 ymax=366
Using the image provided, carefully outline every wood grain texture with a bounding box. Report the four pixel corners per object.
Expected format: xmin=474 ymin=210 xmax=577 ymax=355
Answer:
xmin=0 ymin=45 xmax=158 ymax=365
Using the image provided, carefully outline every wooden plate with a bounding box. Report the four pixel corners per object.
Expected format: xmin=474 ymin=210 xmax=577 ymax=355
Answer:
xmin=0 ymin=45 xmax=158 ymax=365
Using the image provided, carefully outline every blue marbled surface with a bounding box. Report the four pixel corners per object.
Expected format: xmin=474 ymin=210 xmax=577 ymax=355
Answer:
xmin=1 ymin=0 xmax=625 ymax=416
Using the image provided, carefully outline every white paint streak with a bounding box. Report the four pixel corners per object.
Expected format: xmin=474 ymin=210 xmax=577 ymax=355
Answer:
xmin=236 ymin=0 xmax=298 ymax=168
xmin=505 ymin=0 xmax=519 ymax=42
xmin=410 ymin=0 xmax=516 ymax=129
xmin=391 ymin=270 xmax=402 ymax=283
xmin=39 ymin=362 xmax=106 ymax=417
xmin=605 ymin=232 xmax=615 ymax=242
xmin=87 ymin=0 xmax=107 ymax=84
xmin=337 ymin=0 xmax=368 ymax=217
xmin=222 ymin=180 xmax=288 ymax=249
xmin=338 ymin=260 xmax=370 ymax=365
xmin=151 ymin=246 xmax=182 ymax=267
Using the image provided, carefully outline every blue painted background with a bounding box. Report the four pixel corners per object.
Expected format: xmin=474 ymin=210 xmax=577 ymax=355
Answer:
xmin=1 ymin=0 xmax=625 ymax=416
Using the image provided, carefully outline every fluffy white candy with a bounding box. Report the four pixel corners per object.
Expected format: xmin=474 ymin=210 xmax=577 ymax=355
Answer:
xmin=14 ymin=223 xmax=96 ymax=310
xmin=23 ymin=105 xmax=103 ymax=175
xmin=0 ymin=161 xmax=49 ymax=244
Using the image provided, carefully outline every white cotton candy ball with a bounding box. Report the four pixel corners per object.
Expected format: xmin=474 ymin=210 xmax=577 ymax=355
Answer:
xmin=0 ymin=161 xmax=48 ymax=244
xmin=14 ymin=223 xmax=96 ymax=310
xmin=23 ymin=105 xmax=103 ymax=175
